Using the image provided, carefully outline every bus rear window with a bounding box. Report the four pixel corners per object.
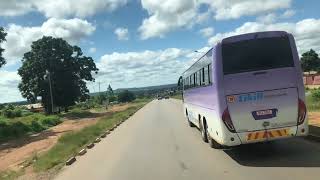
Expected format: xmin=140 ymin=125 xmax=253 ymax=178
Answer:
xmin=222 ymin=36 xmax=294 ymax=75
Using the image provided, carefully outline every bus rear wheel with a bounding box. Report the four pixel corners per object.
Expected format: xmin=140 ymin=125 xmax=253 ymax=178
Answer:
xmin=186 ymin=109 xmax=195 ymax=127
xmin=201 ymin=121 xmax=208 ymax=143
xmin=206 ymin=126 xmax=222 ymax=149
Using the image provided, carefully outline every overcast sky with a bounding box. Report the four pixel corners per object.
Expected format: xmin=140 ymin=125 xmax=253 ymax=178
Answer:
xmin=0 ymin=0 xmax=319 ymax=103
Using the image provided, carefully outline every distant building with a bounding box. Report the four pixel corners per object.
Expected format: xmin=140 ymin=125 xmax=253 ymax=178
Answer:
xmin=23 ymin=103 xmax=44 ymax=112
xmin=303 ymin=72 xmax=320 ymax=85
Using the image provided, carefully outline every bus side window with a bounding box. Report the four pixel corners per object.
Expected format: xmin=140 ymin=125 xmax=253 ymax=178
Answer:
xmin=198 ymin=70 xmax=201 ymax=86
xmin=208 ymin=64 xmax=212 ymax=84
xmin=202 ymin=68 xmax=205 ymax=85
xmin=204 ymin=66 xmax=209 ymax=85
xmin=186 ymin=77 xmax=189 ymax=89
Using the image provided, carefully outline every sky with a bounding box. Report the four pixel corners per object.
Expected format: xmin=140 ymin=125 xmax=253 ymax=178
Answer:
xmin=0 ymin=0 xmax=320 ymax=103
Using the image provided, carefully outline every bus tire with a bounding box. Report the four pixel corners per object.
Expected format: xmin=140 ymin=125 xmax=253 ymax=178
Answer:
xmin=188 ymin=120 xmax=195 ymax=127
xmin=201 ymin=120 xmax=208 ymax=143
xmin=206 ymin=126 xmax=222 ymax=149
xmin=186 ymin=109 xmax=195 ymax=127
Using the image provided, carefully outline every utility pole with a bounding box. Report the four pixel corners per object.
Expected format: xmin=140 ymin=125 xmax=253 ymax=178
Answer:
xmin=46 ymin=70 xmax=54 ymax=113
xmin=98 ymin=82 xmax=101 ymax=94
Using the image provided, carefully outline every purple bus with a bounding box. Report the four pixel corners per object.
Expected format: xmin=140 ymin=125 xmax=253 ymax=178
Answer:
xmin=181 ymin=31 xmax=308 ymax=148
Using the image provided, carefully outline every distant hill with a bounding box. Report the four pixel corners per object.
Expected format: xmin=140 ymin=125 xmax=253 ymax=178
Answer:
xmin=90 ymin=83 xmax=177 ymax=96
xmin=116 ymin=83 xmax=177 ymax=92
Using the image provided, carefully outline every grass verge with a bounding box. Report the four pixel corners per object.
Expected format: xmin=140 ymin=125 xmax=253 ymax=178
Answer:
xmin=33 ymin=99 xmax=150 ymax=172
xmin=306 ymin=93 xmax=320 ymax=112
xmin=62 ymin=108 xmax=95 ymax=119
xmin=0 ymin=169 xmax=24 ymax=180
xmin=170 ymin=94 xmax=182 ymax=100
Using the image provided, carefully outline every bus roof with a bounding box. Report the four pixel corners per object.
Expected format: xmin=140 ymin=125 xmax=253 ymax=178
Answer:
xmin=182 ymin=47 xmax=213 ymax=76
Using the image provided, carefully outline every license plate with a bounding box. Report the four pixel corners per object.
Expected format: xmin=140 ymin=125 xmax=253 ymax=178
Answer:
xmin=252 ymin=108 xmax=278 ymax=120
xmin=247 ymin=128 xmax=289 ymax=141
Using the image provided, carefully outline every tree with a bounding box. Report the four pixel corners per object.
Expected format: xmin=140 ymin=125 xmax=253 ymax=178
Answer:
xmin=18 ymin=36 xmax=98 ymax=114
xmin=107 ymin=84 xmax=114 ymax=96
xmin=118 ymin=90 xmax=135 ymax=103
xmin=108 ymin=95 xmax=117 ymax=102
xmin=301 ymin=49 xmax=320 ymax=73
xmin=177 ymin=76 xmax=183 ymax=90
xmin=106 ymin=84 xmax=117 ymax=102
xmin=0 ymin=27 xmax=7 ymax=68
xmin=95 ymin=93 xmax=107 ymax=105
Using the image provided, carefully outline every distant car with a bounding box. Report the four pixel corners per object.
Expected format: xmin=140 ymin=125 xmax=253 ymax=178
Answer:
xmin=158 ymin=97 xmax=163 ymax=100
xmin=164 ymin=96 xmax=169 ymax=99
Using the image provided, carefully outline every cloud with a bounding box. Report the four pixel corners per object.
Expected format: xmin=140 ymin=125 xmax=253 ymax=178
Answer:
xmin=89 ymin=47 xmax=97 ymax=53
xmin=208 ymin=18 xmax=320 ymax=55
xmin=139 ymin=0 xmax=199 ymax=39
xmin=0 ymin=70 xmax=22 ymax=103
xmin=281 ymin=9 xmax=295 ymax=18
xmin=0 ymin=0 xmax=33 ymax=16
xmin=199 ymin=27 xmax=214 ymax=37
xmin=95 ymin=47 xmax=209 ymax=89
xmin=256 ymin=9 xmax=296 ymax=24
xmin=256 ymin=13 xmax=277 ymax=24
xmin=138 ymin=0 xmax=292 ymax=39
xmin=0 ymin=0 xmax=128 ymax=18
xmin=206 ymin=0 xmax=292 ymax=20
xmin=114 ymin=28 xmax=129 ymax=40
xmin=1 ymin=18 xmax=95 ymax=66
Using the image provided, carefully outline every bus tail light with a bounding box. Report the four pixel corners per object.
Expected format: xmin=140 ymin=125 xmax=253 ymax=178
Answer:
xmin=297 ymin=98 xmax=306 ymax=125
xmin=222 ymin=108 xmax=236 ymax=133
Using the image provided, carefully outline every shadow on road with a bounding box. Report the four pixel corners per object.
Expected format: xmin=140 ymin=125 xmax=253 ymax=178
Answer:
xmin=224 ymin=137 xmax=320 ymax=167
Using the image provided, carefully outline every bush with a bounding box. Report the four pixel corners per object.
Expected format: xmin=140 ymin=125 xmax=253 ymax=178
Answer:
xmin=311 ymin=88 xmax=320 ymax=102
xmin=0 ymin=121 xmax=30 ymax=139
xmin=0 ymin=114 xmax=62 ymax=142
xmin=108 ymin=95 xmax=117 ymax=102
xmin=118 ymin=90 xmax=136 ymax=103
xmin=41 ymin=116 xmax=61 ymax=127
xmin=31 ymin=121 xmax=45 ymax=133
xmin=2 ymin=107 xmax=22 ymax=118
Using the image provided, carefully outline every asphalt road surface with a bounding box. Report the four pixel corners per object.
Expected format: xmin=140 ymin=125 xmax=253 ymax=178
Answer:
xmin=56 ymin=99 xmax=320 ymax=180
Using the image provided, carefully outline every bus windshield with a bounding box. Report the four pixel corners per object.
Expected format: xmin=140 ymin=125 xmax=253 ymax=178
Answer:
xmin=222 ymin=36 xmax=294 ymax=75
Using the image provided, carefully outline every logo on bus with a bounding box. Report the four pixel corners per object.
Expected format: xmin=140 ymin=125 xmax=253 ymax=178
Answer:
xmin=238 ymin=92 xmax=263 ymax=103
xmin=227 ymin=96 xmax=236 ymax=103
xmin=227 ymin=92 xmax=263 ymax=103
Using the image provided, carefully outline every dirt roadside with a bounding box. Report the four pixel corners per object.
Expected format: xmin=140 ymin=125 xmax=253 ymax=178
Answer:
xmin=0 ymin=104 xmax=130 ymax=173
xmin=308 ymin=112 xmax=320 ymax=127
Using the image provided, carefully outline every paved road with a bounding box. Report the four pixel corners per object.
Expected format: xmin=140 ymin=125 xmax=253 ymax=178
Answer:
xmin=56 ymin=99 xmax=320 ymax=180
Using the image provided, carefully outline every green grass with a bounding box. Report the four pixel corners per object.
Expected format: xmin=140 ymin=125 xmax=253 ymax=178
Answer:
xmin=170 ymin=94 xmax=182 ymax=100
xmin=0 ymin=113 xmax=61 ymax=142
xmin=33 ymin=99 xmax=150 ymax=172
xmin=62 ymin=108 xmax=95 ymax=119
xmin=306 ymin=93 xmax=320 ymax=112
xmin=0 ymin=169 xmax=24 ymax=180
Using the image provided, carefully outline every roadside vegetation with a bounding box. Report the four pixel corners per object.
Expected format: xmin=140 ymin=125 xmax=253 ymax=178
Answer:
xmin=306 ymin=88 xmax=320 ymax=112
xmin=170 ymin=93 xmax=182 ymax=100
xmin=0 ymin=169 xmax=24 ymax=180
xmin=33 ymin=98 xmax=149 ymax=172
xmin=0 ymin=105 xmax=61 ymax=142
